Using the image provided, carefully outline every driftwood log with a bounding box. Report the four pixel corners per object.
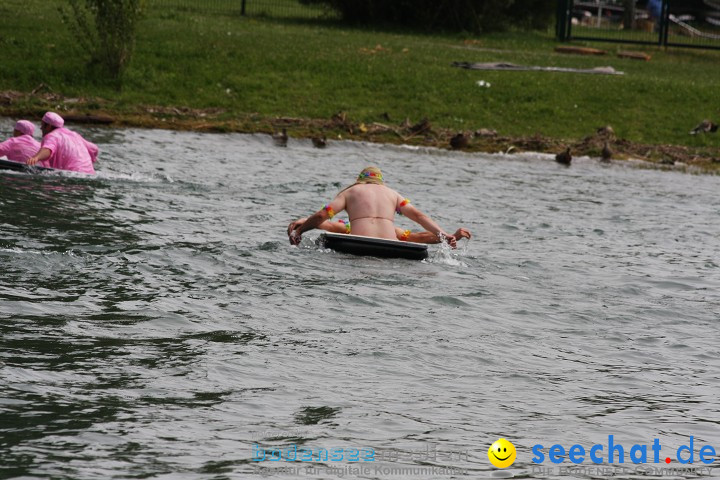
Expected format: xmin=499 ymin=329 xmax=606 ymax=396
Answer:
xmin=63 ymin=113 xmax=115 ymax=125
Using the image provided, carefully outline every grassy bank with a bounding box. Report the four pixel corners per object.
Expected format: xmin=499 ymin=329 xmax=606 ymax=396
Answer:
xmin=1 ymin=0 xmax=718 ymax=167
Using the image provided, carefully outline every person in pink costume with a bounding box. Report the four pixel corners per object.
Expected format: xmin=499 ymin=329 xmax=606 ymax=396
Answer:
xmin=26 ymin=112 xmax=98 ymax=174
xmin=0 ymin=120 xmax=41 ymax=163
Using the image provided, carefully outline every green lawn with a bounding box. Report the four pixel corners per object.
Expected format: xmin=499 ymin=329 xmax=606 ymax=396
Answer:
xmin=1 ymin=0 xmax=719 ymax=149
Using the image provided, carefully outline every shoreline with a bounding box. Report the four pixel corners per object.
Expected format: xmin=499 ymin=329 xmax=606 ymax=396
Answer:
xmin=2 ymin=90 xmax=718 ymax=174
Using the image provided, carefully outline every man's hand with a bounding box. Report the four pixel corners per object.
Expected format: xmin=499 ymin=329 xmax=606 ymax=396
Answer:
xmin=453 ymin=228 xmax=472 ymax=240
xmin=26 ymin=148 xmax=51 ymax=167
xmin=438 ymin=232 xmax=457 ymax=248
xmin=289 ymin=229 xmax=302 ymax=246
xmin=288 ymin=218 xmax=306 ymax=245
xmin=287 ymin=218 xmax=306 ymax=237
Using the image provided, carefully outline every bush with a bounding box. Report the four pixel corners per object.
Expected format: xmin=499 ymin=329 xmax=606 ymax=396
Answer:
xmin=299 ymin=0 xmax=557 ymax=33
xmin=60 ymin=0 xmax=145 ymax=80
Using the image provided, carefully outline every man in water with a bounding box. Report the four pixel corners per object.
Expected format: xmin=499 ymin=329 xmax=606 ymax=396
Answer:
xmin=0 ymin=120 xmax=41 ymax=163
xmin=26 ymin=112 xmax=98 ymax=174
xmin=288 ymin=166 xmax=457 ymax=246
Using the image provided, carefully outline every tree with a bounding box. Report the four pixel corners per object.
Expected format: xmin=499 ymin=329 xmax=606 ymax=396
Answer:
xmin=60 ymin=0 xmax=145 ymax=81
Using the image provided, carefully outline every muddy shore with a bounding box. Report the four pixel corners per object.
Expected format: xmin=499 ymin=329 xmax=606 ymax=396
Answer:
xmin=2 ymin=89 xmax=718 ymax=173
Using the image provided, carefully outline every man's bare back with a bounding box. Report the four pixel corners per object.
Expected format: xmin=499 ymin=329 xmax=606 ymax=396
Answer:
xmin=288 ymin=166 xmax=454 ymax=246
xmin=339 ymin=183 xmax=400 ymax=239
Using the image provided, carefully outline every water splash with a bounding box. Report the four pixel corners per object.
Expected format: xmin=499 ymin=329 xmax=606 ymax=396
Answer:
xmin=426 ymin=237 xmax=468 ymax=267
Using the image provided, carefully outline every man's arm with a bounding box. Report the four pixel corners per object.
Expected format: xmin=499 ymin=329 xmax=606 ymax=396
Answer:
xmin=0 ymin=138 xmax=12 ymax=158
xmin=394 ymin=227 xmax=471 ymax=248
xmin=83 ymin=138 xmax=99 ymax=163
xmin=289 ymin=217 xmax=348 ymax=236
xmin=288 ymin=194 xmax=347 ymax=245
xmin=26 ymin=147 xmax=52 ymax=166
xmin=395 ymin=227 xmax=432 ymax=244
xmin=397 ymin=201 xmax=455 ymax=244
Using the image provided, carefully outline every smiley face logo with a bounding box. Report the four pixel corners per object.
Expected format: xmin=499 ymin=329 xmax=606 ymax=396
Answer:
xmin=488 ymin=438 xmax=516 ymax=468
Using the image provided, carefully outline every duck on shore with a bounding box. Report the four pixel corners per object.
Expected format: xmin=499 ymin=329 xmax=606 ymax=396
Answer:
xmin=596 ymin=125 xmax=615 ymax=137
xmin=690 ymin=120 xmax=718 ymax=135
xmin=311 ymin=135 xmax=327 ymax=148
xmin=449 ymin=132 xmax=470 ymax=150
xmin=555 ymin=147 xmax=572 ymax=166
xmin=272 ymin=128 xmax=288 ymax=147
xmin=601 ymin=142 xmax=613 ymax=162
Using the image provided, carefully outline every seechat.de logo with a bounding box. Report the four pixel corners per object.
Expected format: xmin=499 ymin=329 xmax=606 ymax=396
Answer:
xmin=489 ymin=438 xmax=517 ymax=468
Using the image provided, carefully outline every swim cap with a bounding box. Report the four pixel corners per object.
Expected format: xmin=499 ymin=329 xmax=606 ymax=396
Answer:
xmin=42 ymin=111 xmax=64 ymax=128
xmin=355 ymin=166 xmax=384 ymax=185
xmin=14 ymin=120 xmax=35 ymax=136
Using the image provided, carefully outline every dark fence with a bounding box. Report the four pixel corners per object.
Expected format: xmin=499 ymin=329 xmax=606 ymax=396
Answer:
xmin=557 ymin=0 xmax=720 ymax=50
xmin=149 ymin=0 xmax=338 ymax=19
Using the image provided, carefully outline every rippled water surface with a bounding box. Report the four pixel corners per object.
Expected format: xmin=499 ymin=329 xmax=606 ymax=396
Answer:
xmin=2 ymin=117 xmax=720 ymax=480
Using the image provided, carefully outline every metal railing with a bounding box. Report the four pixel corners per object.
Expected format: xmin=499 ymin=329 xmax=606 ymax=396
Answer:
xmin=557 ymin=0 xmax=720 ymax=50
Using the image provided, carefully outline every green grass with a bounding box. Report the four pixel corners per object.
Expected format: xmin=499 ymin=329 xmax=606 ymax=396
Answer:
xmin=1 ymin=0 xmax=719 ymax=149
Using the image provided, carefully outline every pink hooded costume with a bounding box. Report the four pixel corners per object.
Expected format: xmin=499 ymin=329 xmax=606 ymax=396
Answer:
xmin=39 ymin=112 xmax=98 ymax=174
xmin=0 ymin=120 xmax=41 ymax=163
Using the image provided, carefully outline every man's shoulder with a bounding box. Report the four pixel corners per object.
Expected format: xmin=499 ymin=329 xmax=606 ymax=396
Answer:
xmin=42 ymin=129 xmax=66 ymax=147
xmin=20 ymin=135 xmax=40 ymax=145
xmin=45 ymin=128 xmax=65 ymax=138
xmin=377 ymin=184 xmax=401 ymax=198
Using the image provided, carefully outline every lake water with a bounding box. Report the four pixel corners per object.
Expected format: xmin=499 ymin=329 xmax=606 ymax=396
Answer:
xmin=1 ymin=118 xmax=719 ymax=480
